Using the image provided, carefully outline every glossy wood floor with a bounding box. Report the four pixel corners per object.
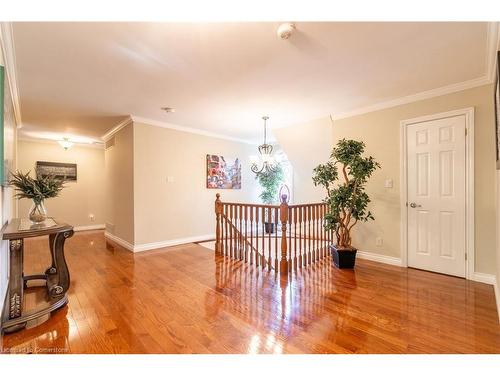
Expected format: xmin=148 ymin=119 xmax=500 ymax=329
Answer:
xmin=1 ymin=231 xmax=499 ymax=354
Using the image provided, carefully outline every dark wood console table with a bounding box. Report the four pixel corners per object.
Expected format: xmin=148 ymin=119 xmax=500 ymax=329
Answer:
xmin=1 ymin=218 xmax=74 ymax=333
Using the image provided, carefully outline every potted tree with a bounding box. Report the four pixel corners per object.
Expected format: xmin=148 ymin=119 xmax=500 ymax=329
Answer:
xmin=312 ymin=139 xmax=380 ymax=268
xmin=255 ymin=165 xmax=284 ymax=234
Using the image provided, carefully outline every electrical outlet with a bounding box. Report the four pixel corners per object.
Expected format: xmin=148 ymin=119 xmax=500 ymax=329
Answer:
xmin=376 ymin=237 xmax=383 ymax=247
xmin=166 ymin=176 xmax=175 ymax=183
xmin=384 ymin=179 xmax=393 ymax=188
xmin=89 ymin=214 xmax=95 ymax=222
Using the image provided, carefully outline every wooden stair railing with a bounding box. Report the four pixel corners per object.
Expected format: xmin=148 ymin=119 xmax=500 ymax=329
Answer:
xmin=215 ymin=194 xmax=333 ymax=275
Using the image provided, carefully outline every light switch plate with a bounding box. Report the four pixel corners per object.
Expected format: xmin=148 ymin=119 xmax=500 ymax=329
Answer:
xmin=166 ymin=176 xmax=175 ymax=183
xmin=384 ymin=179 xmax=393 ymax=188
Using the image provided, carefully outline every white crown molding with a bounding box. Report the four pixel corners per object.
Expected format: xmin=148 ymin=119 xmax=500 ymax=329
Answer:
xmin=74 ymin=224 xmax=105 ymax=232
xmin=18 ymin=136 xmax=104 ymax=149
xmin=486 ymin=22 xmax=500 ymax=82
xmin=356 ymin=250 xmax=402 ymax=267
xmin=101 ymin=116 xmax=133 ymax=141
xmin=130 ymin=115 xmax=258 ymax=145
xmin=333 ymin=23 xmax=499 ymax=121
xmin=0 ymin=22 xmax=22 ymax=129
xmin=333 ymin=75 xmax=491 ymax=121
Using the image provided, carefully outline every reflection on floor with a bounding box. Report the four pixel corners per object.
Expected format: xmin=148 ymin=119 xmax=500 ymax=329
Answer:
xmin=1 ymin=230 xmax=499 ymax=353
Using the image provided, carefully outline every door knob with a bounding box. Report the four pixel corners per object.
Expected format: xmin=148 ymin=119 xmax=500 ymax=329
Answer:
xmin=409 ymin=202 xmax=422 ymax=208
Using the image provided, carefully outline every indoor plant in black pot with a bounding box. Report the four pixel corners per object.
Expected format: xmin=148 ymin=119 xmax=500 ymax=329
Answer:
xmin=255 ymin=164 xmax=284 ymax=234
xmin=313 ymin=139 xmax=380 ymax=269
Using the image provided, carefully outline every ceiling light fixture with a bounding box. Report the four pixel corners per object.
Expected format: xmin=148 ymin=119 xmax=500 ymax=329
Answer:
xmin=58 ymin=138 xmax=74 ymax=150
xmin=277 ymin=23 xmax=296 ymax=40
xmin=161 ymin=107 xmax=176 ymax=113
xmin=250 ymin=116 xmax=278 ymax=176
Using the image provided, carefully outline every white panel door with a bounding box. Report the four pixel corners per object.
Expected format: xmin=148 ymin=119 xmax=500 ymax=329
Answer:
xmin=407 ymin=115 xmax=466 ymax=277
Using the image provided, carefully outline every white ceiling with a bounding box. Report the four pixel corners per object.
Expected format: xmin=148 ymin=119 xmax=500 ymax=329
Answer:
xmin=12 ymin=22 xmax=491 ymax=143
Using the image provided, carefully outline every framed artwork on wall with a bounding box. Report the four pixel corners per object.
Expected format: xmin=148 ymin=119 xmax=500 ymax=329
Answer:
xmin=206 ymin=154 xmax=241 ymax=189
xmin=36 ymin=161 xmax=78 ymax=181
xmin=495 ymin=51 xmax=500 ymax=169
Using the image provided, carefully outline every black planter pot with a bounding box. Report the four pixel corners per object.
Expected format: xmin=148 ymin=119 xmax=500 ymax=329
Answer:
xmin=330 ymin=245 xmax=357 ymax=269
xmin=264 ymin=222 xmax=275 ymax=234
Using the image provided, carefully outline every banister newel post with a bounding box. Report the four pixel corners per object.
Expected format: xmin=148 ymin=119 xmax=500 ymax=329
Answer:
xmin=280 ymin=196 xmax=289 ymax=275
xmin=215 ymin=194 xmax=222 ymax=255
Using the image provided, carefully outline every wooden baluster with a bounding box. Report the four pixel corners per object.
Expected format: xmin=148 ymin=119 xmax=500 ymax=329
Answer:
xmin=262 ymin=206 xmax=266 ymax=270
xmin=224 ymin=204 xmax=229 ymax=257
xmin=308 ymin=206 xmax=312 ymax=265
xmin=316 ymin=205 xmax=320 ymax=262
xmin=231 ymin=205 xmax=236 ymax=259
xmin=244 ymin=205 xmax=248 ymax=263
xmin=221 ymin=205 xmax=225 ymax=257
xmin=248 ymin=206 xmax=254 ymax=264
xmin=238 ymin=205 xmax=243 ymax=260
xmin=280 ymin=198 xmax=289 ymax=275
xmin=298 ymin=206 xmax=303 ymax=268
xmin=267 ymin=207 xmax=272 ymax=271
xmin=321 ymin=205 xmax=325 ymax=258
xmin=274 ymin=206 xmax=279 ymax=271
xmin=288 ymin=206 xmax=292 ymax=272
xmin=312 ymin=205 xmax=316 ymax=263
xmin=237 ymin=205 xmax=241 ymax=259
xmin=293 ymin=207 xmax=298 ymax=271
xmin=215 ymin=194 xmax=222 ymax=256
xmin=255 ymin=207 xmax=259 ymax=267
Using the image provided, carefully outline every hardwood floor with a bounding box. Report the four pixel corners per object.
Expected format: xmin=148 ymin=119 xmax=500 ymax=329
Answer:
xmin=1 ymin=230 xmax=499 ymax=354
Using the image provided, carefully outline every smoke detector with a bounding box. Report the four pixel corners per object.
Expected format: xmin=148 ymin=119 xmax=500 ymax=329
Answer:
xmin=277 ymin=23 xmax=296 ymax=40
xmin=161 ymin=107 xmax=175 ymax=113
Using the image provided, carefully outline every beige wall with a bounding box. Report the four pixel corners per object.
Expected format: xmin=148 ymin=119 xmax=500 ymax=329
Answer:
xmin=17 ymin=140 xmax=105 ymax=227
xmin=273 ymin=117 xmax=333 ymax=203
xmin=133 ymin=122 xmax=260 ymax=245
xmin=104 ymin=123 xmax=135 ymax=245
xmin=331 ymin=84 xmax=496 ymax=274
xmin=496 ymin=171 xmax=500 ymax=320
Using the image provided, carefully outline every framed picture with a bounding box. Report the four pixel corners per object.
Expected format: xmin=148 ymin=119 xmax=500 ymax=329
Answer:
xmin=495 ymin=51 xmax=500 ymax=169
xmin=36 ymin=161 xmax=77 ymax=181
xmin=206 ymin=154 xmax=241 ymax=189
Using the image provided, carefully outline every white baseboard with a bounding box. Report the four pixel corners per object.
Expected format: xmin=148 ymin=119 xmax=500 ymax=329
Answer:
xmin=104 ymin=231 xmax=214 ymax=253
xmin=104 ymin=231 xmax=134 ymax=252
xmin=74 ymin=224 xmax=105 ymax=232
xmin=494 ymin=278 xmax=500 ymax=323
xmin=356 ymin=250 xmax=402 ymax=267
xmin=470 ymin=272 xmax=497 ymax=285
xmin=134 ymin=234 xmax=215 ymax=252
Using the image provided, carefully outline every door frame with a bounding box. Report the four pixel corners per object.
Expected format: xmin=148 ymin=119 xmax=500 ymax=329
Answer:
xmin=399 ymin=107 xmax=475 ymax=279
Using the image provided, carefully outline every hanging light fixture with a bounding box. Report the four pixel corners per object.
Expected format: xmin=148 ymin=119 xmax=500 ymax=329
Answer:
xmin=251 ymin=116 xmax=278 ymax=175
xmin=58 ymin=138 xmax=74 ymax=150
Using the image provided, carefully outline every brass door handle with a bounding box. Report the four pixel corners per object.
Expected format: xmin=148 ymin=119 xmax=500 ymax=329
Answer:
xmin=409 ymin=202 xmax=422 ymax=208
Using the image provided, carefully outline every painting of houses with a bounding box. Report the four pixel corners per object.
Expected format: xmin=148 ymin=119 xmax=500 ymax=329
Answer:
xmin=206 ymin=154 xmax=241 ymax=189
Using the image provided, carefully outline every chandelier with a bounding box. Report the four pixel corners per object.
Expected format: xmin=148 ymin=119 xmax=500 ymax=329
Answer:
xmin=251 ymin=116 xmax=279 ymax=175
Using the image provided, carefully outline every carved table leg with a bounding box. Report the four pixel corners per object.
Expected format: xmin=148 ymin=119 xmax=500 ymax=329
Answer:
xmin=46 ymin=229 xmax=74 ymax=299
xmin=4 ymin=239 xmax=26 ymax=333
xmin=45 ymin=233 xmax=58 ymax=276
